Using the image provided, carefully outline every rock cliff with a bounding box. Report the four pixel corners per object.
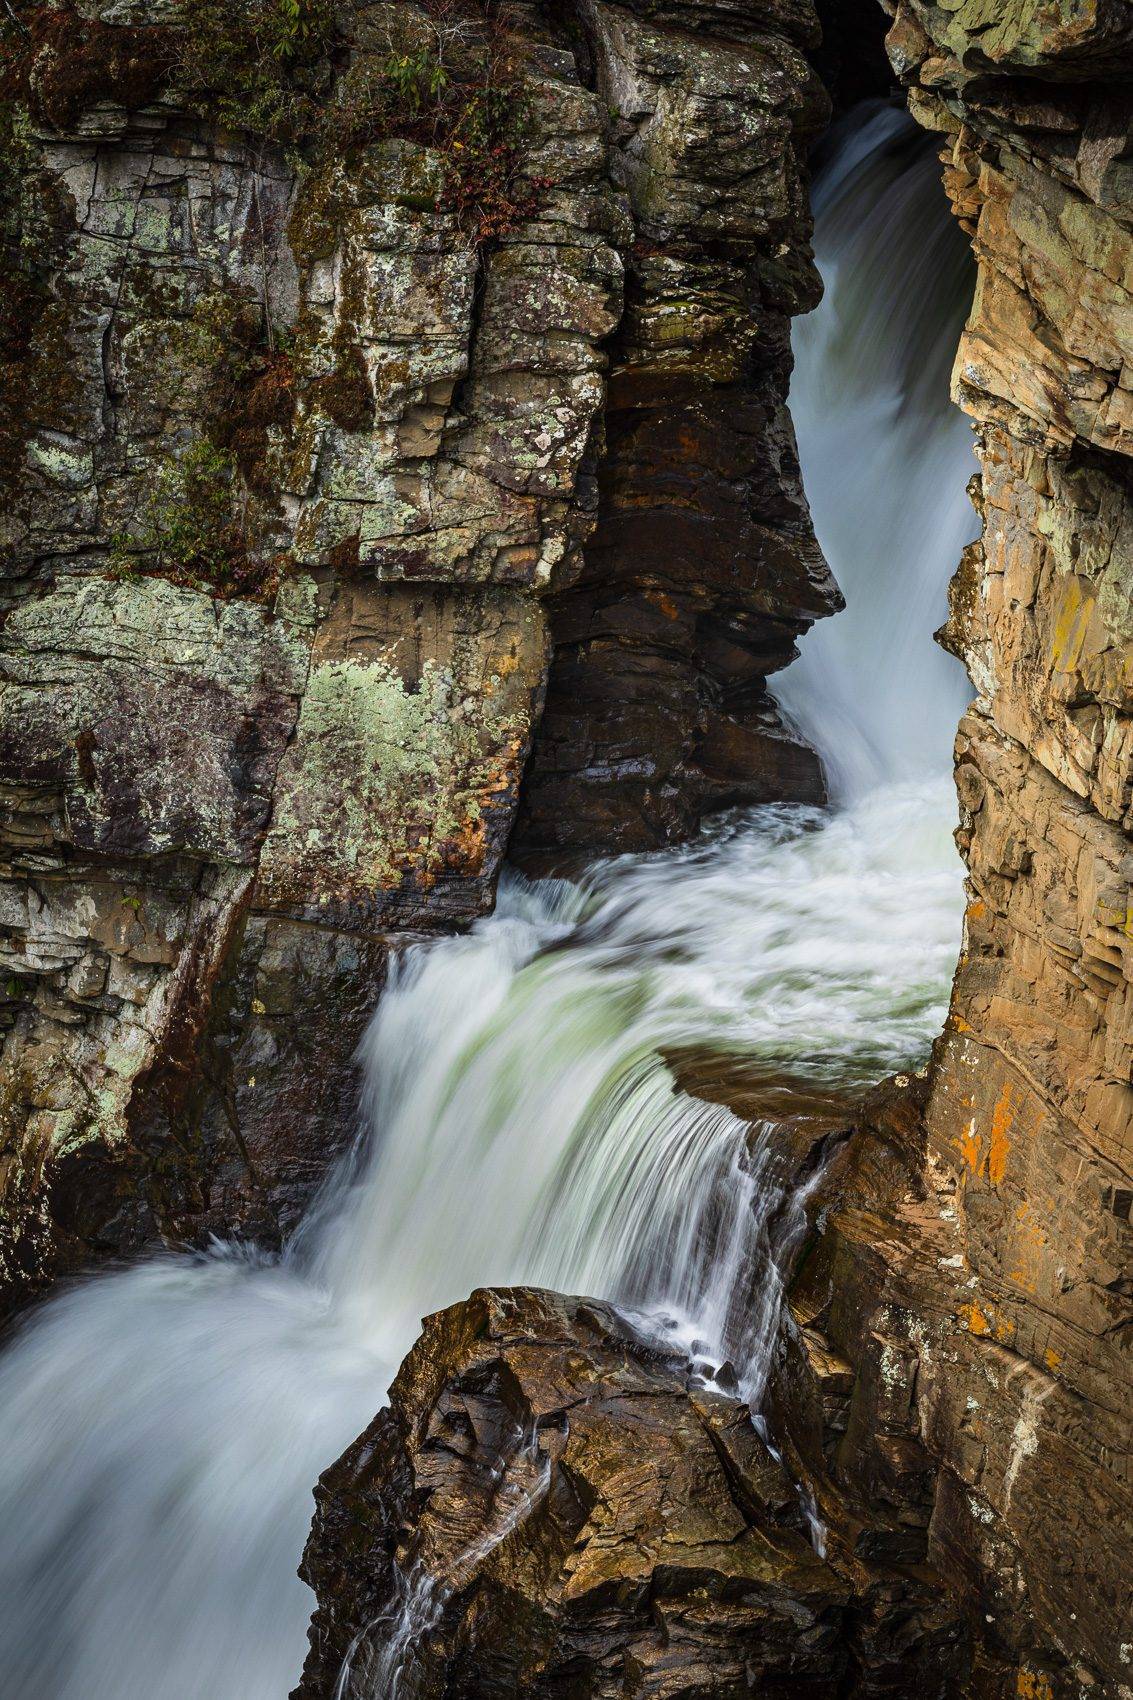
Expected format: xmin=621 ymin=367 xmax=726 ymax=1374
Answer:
xmin=770 ymin=7 xmax=1133 ymax=1694
xmin=0 ymin=0 xmax=838 ymax=1304
xmin=291 ymin=5 xmax=1132 ymax=1690
xmin=512 ymin=0 xmax=837 ymax=861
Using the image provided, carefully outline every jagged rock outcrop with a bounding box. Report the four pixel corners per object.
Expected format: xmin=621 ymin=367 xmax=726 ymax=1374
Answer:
xmin=293 ymin=1285 xmax=968 ymax=1699
xmin=514 ymin=0 xmax=840 ymax=861
xmin=769 ymin=8 xmax=1133 ymax=1695
xmin=0 ymin=0 xmax=838 ymax=1304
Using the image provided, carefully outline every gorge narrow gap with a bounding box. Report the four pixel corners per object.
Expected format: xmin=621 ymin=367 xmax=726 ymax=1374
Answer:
xmin=0 ymin=101 xmax=976 ymax=1700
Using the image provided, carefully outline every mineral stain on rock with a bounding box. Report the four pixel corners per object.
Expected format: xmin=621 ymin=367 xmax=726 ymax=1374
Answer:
xmin=763 ymin=7 xmax=1133 ymax=1692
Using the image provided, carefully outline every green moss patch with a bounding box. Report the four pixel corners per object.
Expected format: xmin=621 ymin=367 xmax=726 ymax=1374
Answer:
xmin=109 ymin=438 xmax=283 ymax=600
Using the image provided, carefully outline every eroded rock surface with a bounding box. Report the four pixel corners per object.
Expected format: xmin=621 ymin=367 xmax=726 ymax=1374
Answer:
xmin=0 ymin=0 xmax=837 ymax=1303
xmin=768 ymin=8 xmax=1133 ymax=1694
xmin=515 ymin=0 xmax=840 ymax=860
xmin=293 ymin=1285 xmax=967 ymax=1699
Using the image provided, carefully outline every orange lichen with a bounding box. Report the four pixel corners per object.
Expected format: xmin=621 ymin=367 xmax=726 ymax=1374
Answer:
xmin=1006 ymin=1200 xmax=1047 ymax=1293
xmin=1049 ymin=575 xmax=1094 ymax=679
xmin=956 ymin=1080 xmax=1022 ymax=1190
xmin=644 ymin=589 xmax=680 ymax=620
xmin=957 ymin=1298 xmax=1016 ymax=1346
xmin=960 ymin=1301 xmax=991 ymax=1336
xmin=988 ymin=1081 xmax=1017 ymax=1188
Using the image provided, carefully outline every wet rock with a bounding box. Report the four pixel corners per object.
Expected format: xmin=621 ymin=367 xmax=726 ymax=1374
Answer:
xmin=668 ymin=1045 xmax=863 ymax=1149
xmin=293 ymin=1285 xmax=967 ymax=1699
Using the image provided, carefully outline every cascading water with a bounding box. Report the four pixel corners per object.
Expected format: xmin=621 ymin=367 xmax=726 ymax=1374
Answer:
xmin=776 ymin=100 xmax=976 ymax=797
xmin=0 ymin=102 xmax=976 ymax=1700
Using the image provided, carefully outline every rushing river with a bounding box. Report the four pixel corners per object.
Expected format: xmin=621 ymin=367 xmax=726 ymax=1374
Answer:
xmin=0 ymin=103 xmax=975 ymax=1699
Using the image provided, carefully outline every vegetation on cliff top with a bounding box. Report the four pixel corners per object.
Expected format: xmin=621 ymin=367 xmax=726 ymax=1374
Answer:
xmin=325 ymin=2 xmax=550 ymax=242
xmin=176 ymin=0 xmax=337 ymax=140
xmin=179 ymin=0 xmax=548 ymax=246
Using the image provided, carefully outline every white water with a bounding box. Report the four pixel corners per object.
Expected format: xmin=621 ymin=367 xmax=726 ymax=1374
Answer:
xmin=777 ymin=101 xmax=976 ymax=798
xmin=0 ymin=103 xmax=975 ymax=1700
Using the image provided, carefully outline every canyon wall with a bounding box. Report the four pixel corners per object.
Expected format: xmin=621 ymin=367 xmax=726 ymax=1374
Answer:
xmin=512 ymin=0 xmax=837 ymax=860
xmin=773 ymin=6 xmax=1133 ymax=1695
xmin=0 ymin=0 xmax=838 ymax=1305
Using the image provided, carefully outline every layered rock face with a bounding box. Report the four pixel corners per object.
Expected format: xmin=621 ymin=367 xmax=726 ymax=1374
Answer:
xmin=294 ymin=1286 xmax=967 ymax=1699
xmin=769 ymin=8 xmax=1133 ymax=1694
xmin=10 ymin=0 xmax=1130 ymax=1685
xmin=0 ymin=0 xmax=837 ymax=1303
xmin=514 ymin=0 xmax=840 ymax=859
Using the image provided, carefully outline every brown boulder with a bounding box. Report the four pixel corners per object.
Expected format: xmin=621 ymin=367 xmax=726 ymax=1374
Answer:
xmin=293 ymin=1286 xmax=969 ymax=1699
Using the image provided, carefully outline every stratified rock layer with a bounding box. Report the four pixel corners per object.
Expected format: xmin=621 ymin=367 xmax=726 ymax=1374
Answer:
xmin=771 ymin=8 xmax=1133 ymax=1695
xmin=0 ymin=0 xmax=838 ymax=1302
xmin=515 ymin=0 xmax=840 ymax=859
xmin=293 ymin=1286 xmax=967 ymax=1699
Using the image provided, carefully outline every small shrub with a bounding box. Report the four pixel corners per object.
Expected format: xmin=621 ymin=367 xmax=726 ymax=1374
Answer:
xmin=224 ymin=344 xmax=297 ymax=482
xmin=325 ymin=4 xmax=547 ymax=244
xmin=309 ymin=343 xmax=373 ymax=432
xmin=375 ymin=45 xmax=450 ymax=120
xmin=441 ymin=79 xmax=549 ymax=243
xmin=174 ymin=0 xmax=336 ymax=142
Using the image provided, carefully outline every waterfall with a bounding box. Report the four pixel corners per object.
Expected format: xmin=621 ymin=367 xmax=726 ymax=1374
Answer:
xmin=0 ymin=102 xmax=975 ymax=1700
xmin=777 ymin=101 xmax=976 ymax=798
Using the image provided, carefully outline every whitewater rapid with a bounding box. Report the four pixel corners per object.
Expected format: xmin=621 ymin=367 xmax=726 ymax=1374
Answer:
xmin=0 ymin=102 xmax=975 ymax=1700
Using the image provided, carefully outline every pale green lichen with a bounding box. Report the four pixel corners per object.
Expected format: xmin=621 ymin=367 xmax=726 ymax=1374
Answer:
xmin=263 ymin=644 xmax=532 ymax=902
